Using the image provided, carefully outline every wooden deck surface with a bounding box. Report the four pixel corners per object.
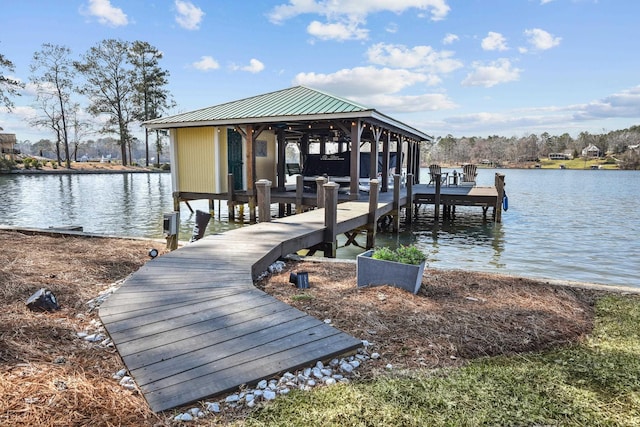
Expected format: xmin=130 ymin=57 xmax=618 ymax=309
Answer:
xmin=98 ymin=183 xmax=498 ymax=412
xmin=99 ymin=201 xmax=380 ymax=412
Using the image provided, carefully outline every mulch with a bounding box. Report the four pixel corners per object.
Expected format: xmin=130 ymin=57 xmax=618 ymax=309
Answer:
xmin=0 ymin=230 xmax=605 ymax=426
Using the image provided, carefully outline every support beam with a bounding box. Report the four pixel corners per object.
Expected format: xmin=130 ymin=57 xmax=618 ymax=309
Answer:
xmin=316 ymin=176 xmax=328 ymax=208
xmin=366 ymin=179 xmax=379 ymax=249
xmin=406 ymin=173 xmax=413 ymax=225
xmin=227 ymin=173 xmax=235 ymax=222
xmin=494 ymin=173 xmax=506 ymax=223
xmin=381 ymin=132 xmax=390 ymax=192
xmin=392 ymin=174 xmax=401 ymax=232
xmin=323 ymin=182 xmax=340 ymax=258
xmin=349 ymin=121 xmax=363 ymax=200
xmin=256 ymin=179 xmax=271 ymax=222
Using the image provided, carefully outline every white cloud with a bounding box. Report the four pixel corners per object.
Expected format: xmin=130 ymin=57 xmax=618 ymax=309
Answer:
xmin=293 ymin=66 xmax=429 ymax=97
xmin=524 ymin=28 xmax=561 ymax=51
xmin=175 ymin=0 xmax=204 ymax=30
xmin=461 ymin=59 xmax=521 ymax=88
xmin=386 ymin=23 xmax=398 ymax=34
xmin=442 ymin=33 xmax=459 ymax=45
xmin=307 ymin=20 xmax=368 ymax=41
xmin=80 ymin=0 xmax=128 ymax=27
xmin=540 ymin=0 xmax=555 ymax=4
xmin=574 ymin=86 xmax=640 ymax=120
xmin=367 ymin=43 xmax=463 ymax=75
xmin=192 ymin=56 xmax=219 ymax=71
xmin=481 ymin=32 xmax=508 ymax=51
xmin=358 ymin=93 xmax=457 ymax=113
xmin=268 ymin=0 xmax=450 ymax=24
xmin=232 ymin=59 xmax=265 ymax=74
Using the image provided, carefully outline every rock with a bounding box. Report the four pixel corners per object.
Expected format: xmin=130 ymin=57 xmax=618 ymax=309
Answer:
xmin=324 ymin=377 xmax=337 ymax=386
xmin=225 ymin=394 xmax=239 ymax=403
xmin=349 ymin=360 xmax=360 ymax=369
xmin=385 ymin=364 xmax=393 ymax=369
xmin=371 ymin=352 xmax=380 ymax=359
xmin=174 ymin=412 xmax=193 ymax=421
xmin=205 ymin=402 xmax=220 ymax=413
xmin=257 ymin=379 xmax=268 ymax=389
xmin=340 ymin=362 xmax=354 ymax=373
xmin=263 ymin=390 xmax=277 ymax=400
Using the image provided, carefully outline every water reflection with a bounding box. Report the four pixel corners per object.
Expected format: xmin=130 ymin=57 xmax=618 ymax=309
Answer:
xmin=1 ymin=169 xmax=639 ymax=287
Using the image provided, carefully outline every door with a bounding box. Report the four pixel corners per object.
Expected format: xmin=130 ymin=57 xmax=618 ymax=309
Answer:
xmin=227 ymin=129 xmax=243 ymax=190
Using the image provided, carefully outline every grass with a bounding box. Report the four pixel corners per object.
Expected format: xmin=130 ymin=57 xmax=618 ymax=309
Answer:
xmin=236 ymin=294 xmax=640 ymax=427
xmin=538 ymin=158 xmax=619 ymax=169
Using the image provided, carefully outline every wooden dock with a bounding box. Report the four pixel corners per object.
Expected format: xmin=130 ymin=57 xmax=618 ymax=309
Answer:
xmin=98 ymin=201 xmax=391 ymax=412
xmin=99 ymin=175 xmax=504 ymax=412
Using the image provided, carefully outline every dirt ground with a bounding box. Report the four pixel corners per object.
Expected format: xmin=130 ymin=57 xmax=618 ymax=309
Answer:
xmin=0 ymin=230 xmax=606 ymax=426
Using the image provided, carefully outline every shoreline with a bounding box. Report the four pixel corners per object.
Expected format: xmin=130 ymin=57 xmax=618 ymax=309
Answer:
xmin=5 ymin=224 xmax=639 ymax=295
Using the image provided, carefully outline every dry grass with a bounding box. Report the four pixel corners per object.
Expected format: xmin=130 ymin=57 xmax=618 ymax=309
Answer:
xmin=257 ymin=260 xmax=600 ymax=374
xmin=1 ymin=230 xmax=605 ymax=426
xmin=0 ymin=230 xmax=163 ymax=426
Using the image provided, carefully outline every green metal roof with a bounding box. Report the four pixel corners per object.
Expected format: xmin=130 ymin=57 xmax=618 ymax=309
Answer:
xmin=144 ymin=85 xmax=432 ymax=141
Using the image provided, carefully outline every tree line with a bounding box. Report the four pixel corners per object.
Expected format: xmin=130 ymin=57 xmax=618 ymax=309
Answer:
xmin=1 ymin=39 xmax=174 ymax=168
xmin=425 ymin=127 xmax=640 ymax=170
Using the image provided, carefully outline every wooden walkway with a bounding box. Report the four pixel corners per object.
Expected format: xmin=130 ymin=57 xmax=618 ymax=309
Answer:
xmin=98 ymin=201 xmax=389 ymax=412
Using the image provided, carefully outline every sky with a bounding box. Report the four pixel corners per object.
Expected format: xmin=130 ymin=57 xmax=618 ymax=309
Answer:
xmin=2 ymin=0 xmax=640 ymax=143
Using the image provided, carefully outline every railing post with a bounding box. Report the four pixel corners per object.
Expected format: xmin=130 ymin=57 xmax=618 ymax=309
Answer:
xmin=296 ymin=174 xmax=304 ymax=214
xmin=434 ymin=173 xmax=441 ymax=220
xmin=392 ymin=174 xmax=401 ymax=232
xmin=256 ymin=179 xmax=271 ymax=222
xmin=406 ymin=173 xmax=413 ymax=225
xmin=366 ymin=179 xmax=379 ymax=249
xmin=227 ymin=173 xmax=235 ymax=222
xmin=495 ymin=173 xmax=505 ymax=223
xmin=316 ymin=176 xmax=328 ymax=208
xmin=323 ymin=182 xmax=340 ymax=258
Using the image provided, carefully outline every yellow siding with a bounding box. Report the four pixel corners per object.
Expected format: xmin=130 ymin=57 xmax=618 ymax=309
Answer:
xmin=256 ymin=131 xmax=276 ymax=183
xmin=175 ymin=127 xmax=216 ymax=193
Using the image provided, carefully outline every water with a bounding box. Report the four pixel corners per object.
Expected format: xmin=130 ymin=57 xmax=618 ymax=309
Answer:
xmin=1 ymin=169 xmax=638 ymax=288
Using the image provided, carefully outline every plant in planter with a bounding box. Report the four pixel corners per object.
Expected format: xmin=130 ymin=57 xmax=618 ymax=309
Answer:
xmin=357 ymin=245 xmax=427 ymax=294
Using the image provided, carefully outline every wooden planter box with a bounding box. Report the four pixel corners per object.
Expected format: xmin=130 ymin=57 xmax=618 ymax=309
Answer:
xmin=356 ymin=250 xmax=426 ymax=294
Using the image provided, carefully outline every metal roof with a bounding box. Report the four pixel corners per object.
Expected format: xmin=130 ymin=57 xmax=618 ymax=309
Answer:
xmin=144 ymin=85 xmax=432 ymax=141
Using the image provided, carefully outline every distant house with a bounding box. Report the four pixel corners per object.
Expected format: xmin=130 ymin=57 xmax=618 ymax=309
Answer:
xmin=0 ymin=133 xmax=18 ymax=160
xmin=581 ymin=144 xmax=601 ymax=158
xmin=548 ymin=152 xmax=571 ymax=160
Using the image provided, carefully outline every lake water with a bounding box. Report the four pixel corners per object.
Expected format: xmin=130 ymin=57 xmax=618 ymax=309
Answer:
xmin=1 ymin=169 xmax=638 ymax=288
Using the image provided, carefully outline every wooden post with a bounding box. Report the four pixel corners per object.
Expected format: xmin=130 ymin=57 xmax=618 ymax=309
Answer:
xmin=434 ymin=173 xmax=441 ymax=220
xmin=406 ymin=173 xmax=413 ymax=225
xmin=227 ymin=173 xmax=235 ymax=222
xmin=349 ymin=121 xmax=362 ymax=200
xmin=366 ymin=179 xmax=379 ymax=249
xmin=323 ymin=182 xmax=340 ymax=258
xmin=316 ymin=176 xmax=327 ymax=208
xmin=392 ymin=174 xmax=401 ymax=232
xmin=256 ymin=179 xmax=271 ymax=222
xmin=296 ymin=174 xmax=304 ymax=214
xmin=381 ymin=132 xmax=390 ymax=192
xmin=494 ymin=173 xmax=506 ymax=223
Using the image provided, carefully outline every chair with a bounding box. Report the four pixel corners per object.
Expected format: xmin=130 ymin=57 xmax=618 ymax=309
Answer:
xmin=286 ymin=163 xmax=302 ymax=175
xmin=461 ymin=164 xmax=477 ymax=186
xmin=428 ymin=164 xmax=447 ymax=186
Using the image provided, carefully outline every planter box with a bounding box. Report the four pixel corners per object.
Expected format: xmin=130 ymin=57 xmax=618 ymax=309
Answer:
xmin=356 ymin=250 xmax=426 ymax=294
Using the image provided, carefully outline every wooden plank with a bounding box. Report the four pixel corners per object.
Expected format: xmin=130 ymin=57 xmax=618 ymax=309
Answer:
xmin=131 ymin=315 xmax=326 ymax=387
xmin=139 ymin=322 xmax=351 ymax=392
xmin=105 ymin=291 xmax=273 ymax=337
xmin=119 ymin=305 xmax=304 ymax=363
xmin=100 ymin=288 xmax=251 ymax=321
xmin=145 ymin=332 xmax=360 ymax=412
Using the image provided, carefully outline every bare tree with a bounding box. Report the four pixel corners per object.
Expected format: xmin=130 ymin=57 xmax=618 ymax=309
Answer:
xmin=0 ymin=51 xmax=24 ymax=111
xmin=74 ymin=39 xmax=134 ymax=165
xmin=30 ymin=44 xmax=76 ymax=168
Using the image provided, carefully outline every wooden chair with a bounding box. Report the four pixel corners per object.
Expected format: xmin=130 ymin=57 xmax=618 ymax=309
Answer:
xmin=428 ymin=164 xmax=447 ymax=186
xmin=461 ymin=164 xmax=477 ymax=186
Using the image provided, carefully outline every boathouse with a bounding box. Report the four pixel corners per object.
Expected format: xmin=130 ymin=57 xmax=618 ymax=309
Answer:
xmin=143 ymin=86 xmax=433 ymax=222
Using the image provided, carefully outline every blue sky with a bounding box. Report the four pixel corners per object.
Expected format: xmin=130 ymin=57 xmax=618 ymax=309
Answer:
xmin=2 ymin=0 xmax=640 ymax=143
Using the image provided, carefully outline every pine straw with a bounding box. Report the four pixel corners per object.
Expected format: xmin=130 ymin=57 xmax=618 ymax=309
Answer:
xmin=0 ymin=230 xmax=163 ymax=427
xmin=1 ymin=229 xmax=606 ymax=425
xmin=256 ymin=260 xmax=602 ymax=374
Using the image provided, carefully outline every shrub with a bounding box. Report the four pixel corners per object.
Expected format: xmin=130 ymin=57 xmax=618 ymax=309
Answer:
xmin=372 ymin=245 xmax=426 ymax=265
